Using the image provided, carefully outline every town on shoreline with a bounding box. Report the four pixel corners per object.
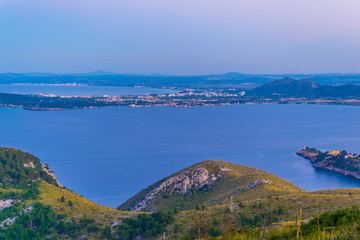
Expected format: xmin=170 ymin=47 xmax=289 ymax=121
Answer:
xmin=2 ymin=88 xmax=360 ymax=110
xmin=2 ymin=77 xmax=360 ymax=110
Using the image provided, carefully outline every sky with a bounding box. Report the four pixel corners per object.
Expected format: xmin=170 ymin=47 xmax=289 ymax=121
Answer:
xmin=0 ymin=0 xmax=359 ymax=74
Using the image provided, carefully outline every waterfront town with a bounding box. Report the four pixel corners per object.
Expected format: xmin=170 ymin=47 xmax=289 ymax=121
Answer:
xmin=2 ymin=86 xmax=360 ymax=111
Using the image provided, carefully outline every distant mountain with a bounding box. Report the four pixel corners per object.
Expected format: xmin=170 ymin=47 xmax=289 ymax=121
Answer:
xmin=1 ymin=72 xmax=360 ymax=89
xmin=249 ymin=77 xmax=360 ymax=97
xmin=118 ymin=160 xmax=303 ymax=212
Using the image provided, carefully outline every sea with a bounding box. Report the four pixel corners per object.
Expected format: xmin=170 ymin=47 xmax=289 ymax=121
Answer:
xmin=1 ymin=85 xmax=360 ymax=208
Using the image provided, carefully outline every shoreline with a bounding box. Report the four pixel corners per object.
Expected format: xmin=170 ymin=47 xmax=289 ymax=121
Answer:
xmin=297 ymin=148 xmax=360 ymax=181
xmin=2 ymin=100 xmax=360 ymax=111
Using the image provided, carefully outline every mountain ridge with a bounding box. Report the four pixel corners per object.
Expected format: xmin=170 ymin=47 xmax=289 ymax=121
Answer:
xmin=249 ymin=77 xmax=360 ymax=97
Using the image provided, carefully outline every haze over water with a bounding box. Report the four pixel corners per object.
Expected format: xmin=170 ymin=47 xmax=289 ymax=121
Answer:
xmin=1 ymin=100 xmax=360 ymax=207
xmin=0 ymin=84 xmax=175 ymax=96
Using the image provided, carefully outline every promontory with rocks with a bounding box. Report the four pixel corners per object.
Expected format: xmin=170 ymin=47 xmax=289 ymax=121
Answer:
xmin=297 ymin=146 xmax=360 ymax=179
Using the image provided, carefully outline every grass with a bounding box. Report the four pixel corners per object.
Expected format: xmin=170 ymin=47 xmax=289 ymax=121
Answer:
xmin=3 ymin=159 xmax=360 ymax=240
xmin=165 ymin=189 xmax=360 ymax=239
xmin=26 ymin=182 xmax=137 ymax=227
xmin=120 ymin=160 xmax=305 ymax=212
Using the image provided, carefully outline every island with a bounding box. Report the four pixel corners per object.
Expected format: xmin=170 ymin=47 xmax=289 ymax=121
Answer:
xmin=297 ymin=146 xmax=360 ymax=179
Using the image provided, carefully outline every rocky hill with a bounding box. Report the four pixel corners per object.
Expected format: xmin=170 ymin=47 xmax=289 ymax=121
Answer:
xmin=118 ymin=160 xmax=304 ymax=212
xmin=249 ymin=78 xmax=360 ymax=98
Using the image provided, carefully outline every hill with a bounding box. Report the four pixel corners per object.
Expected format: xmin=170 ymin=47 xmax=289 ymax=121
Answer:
xmin=0 ymin=147 xmax=63 ymax=188
xmin=118 ymin=160 xmax=304 ymax=212
xmin=0 ymin=147 xmax=134 ymax=239
xmin=4 ymin=147 xmax=360 ymax=239
xmin=117 ymin=159 xmax=360 ymax=239
xmin=249 ymin=77 xmax=360 ymax=98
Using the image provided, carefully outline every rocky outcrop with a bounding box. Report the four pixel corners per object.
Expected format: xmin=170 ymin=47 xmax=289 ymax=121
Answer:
xmin=118 ymin=160 xmax=304 ymax=212
xmin=127 ymin=165 xmax=231 ymax=211
xmin=41 ymin=164 xmax=63 ymax=188
xmin=0 ymin=200 xmax=13 ymax=211
xmin=296 ymin=149 xmax=319 ymax=162
xmin=243 ymin=180 xmax=272 ymax=191
xmin=0 ymin=205 xmax=34 ymax=229
xmin=23 ymin=160 xmax=63 ymax=188
xmin=23 ymin=161 xmax=36 ymax=168
xmin=313 ymin=162 xmax=360 ymax=180
xmin=0 ymin=217 xmax=17 ymax=228
xmin=297 ymin=147 xmax=360 ymax=180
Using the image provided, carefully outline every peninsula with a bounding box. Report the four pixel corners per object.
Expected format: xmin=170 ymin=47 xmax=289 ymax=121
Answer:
xmin=297 ymin=147 xmax=360 ymax=179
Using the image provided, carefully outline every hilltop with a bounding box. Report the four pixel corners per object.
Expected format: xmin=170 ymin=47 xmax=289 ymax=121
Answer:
xmin=118 ymin=160 xmax=304 ymax=212
xmin=118 ymin=159 xmax=360 ymax=239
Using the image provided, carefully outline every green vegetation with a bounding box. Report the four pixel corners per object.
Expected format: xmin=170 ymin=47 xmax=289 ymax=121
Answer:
xmin=297 ymin=147 xmax=360 ymax=180
xmin=203 ymin=206 xmax=360 ymax=239
xmin=0 ymin=147 xmax=132 ymax=239
xmin=0 ymin=202 xmax=110 ymax=240
xmin=114 ymin=211 xmax=174 ymax=240
xmin=119 ymin=160 xmax=304 ymax=212
xmin=0 ymin=147 xmax=58 ymax=188
xmin=4 ymin=146 xmax=360 ymax=239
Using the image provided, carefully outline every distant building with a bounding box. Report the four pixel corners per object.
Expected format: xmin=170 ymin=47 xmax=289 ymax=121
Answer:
xmin=330 ymin=150 xmax=340 ymax=155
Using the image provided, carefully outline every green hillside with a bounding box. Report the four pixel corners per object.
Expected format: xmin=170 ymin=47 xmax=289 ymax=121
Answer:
xmin=118 ymin=160 xmax=360 ymax=239
xmin=3 ymin=147 xmax=360 ymax=239
xmin=0 ymin=147 xmax=60 ymax=188
xmin=0 ymin=147 xmax=136 ymax=239
xmin=118 ymin=160 xmax=304 ymax=212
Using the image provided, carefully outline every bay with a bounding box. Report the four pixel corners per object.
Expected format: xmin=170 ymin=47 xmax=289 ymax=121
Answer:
xmin=1 ymin=103 xmax=360 ymax=208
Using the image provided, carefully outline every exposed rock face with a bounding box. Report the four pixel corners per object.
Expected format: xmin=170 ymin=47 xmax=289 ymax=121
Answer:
xmin=0 ymin=217 xmax=17 ymax=228
xmin=23 ymin=160 xmax=63 ymax=188
xmin=296 ymin=149 xmax=318 ymax=162
xmin=243 ymin=180 xmax=272 ymax=191
xmin=23 ymin=161 xmax=36 ymax=168
xmin=312 ymin=162 xmax=360 ymax=179
xmin=0 ymin=200 xmax=13 ymax=211
xmin=41 ymin=164 xmax=63 ymax=188
xmin=129 ymin=166 xmax=230 ymax=211
xmin=0 ymin=204 xmax=34 ymax=229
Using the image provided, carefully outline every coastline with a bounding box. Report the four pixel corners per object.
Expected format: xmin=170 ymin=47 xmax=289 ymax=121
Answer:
xmin=3 ymin=99 xmax=360 ymax=111
xmin=297 ymin=148 xmax=360 ymax=181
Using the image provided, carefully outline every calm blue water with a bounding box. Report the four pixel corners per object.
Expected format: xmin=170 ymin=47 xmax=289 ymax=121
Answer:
xmin=1 ymin=104 xmax=360 ymax=208
xmin=0 ymin=84 xmax=175 ymax=96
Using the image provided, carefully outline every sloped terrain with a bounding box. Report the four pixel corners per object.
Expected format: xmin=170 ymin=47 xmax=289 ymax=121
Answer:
xmin=118 ymin=160 xmax=304 ymax=212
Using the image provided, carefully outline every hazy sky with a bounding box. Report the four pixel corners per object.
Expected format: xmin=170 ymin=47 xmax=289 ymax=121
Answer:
xmin=1 ymin=0 xmax=359 ymax=74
